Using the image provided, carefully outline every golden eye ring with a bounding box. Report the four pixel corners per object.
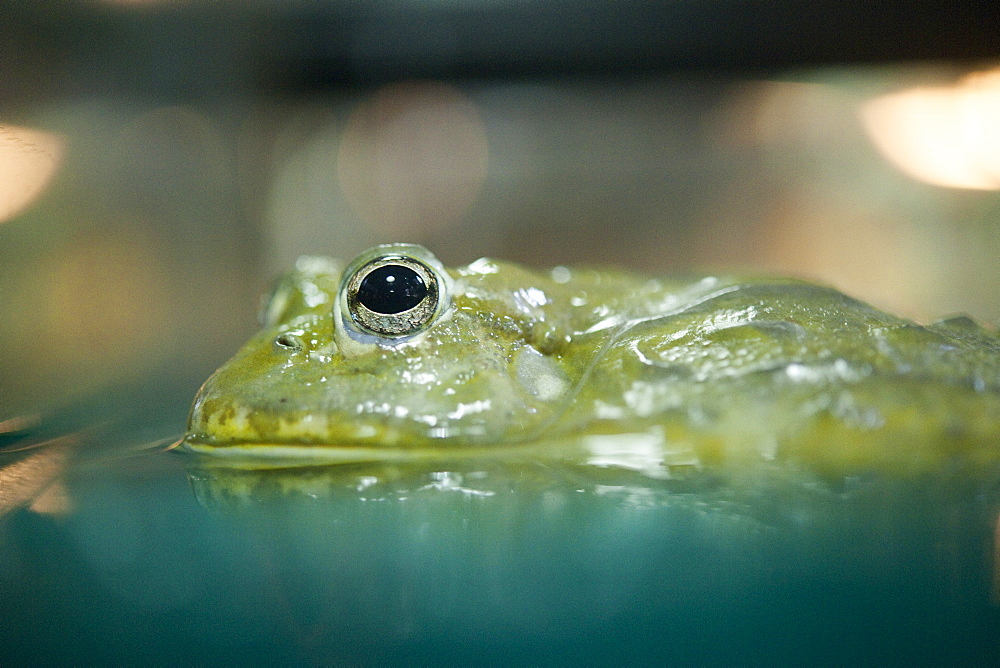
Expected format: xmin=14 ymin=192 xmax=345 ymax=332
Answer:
xmin=338 ymin=244 xmax=451 ymax=342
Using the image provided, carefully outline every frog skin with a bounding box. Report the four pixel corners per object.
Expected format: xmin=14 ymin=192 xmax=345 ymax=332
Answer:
xmin=183 ymin=243 xmax=1000 ymax=473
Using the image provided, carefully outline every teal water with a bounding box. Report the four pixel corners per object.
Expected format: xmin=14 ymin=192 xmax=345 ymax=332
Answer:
xmin=3 ymin=430 xmax=1000 ymax=665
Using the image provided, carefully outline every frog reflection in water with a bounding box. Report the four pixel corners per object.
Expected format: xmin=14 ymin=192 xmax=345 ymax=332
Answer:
xmin=183 ymin=244 xmax=1000 ymax=473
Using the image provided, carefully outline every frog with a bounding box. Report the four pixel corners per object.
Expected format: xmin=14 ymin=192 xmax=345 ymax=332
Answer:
xmin=182 ymin=243 xmax=1000 ymax=474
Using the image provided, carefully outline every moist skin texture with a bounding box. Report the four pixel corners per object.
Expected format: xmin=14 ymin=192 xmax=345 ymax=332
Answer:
xmin=183 ymin=246 xmax=1000 ymax=474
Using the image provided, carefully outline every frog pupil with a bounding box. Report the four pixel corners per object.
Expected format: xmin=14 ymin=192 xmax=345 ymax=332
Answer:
xmin=357 ymin=265 xmax=426 ymax=314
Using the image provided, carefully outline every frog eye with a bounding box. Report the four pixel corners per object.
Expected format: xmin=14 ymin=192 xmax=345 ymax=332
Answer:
xmin=339 ymin=245 xmax=450 ymax=341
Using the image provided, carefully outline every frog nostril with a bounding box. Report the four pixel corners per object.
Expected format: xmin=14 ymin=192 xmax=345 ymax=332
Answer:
xmin=274 ymin=333 xmax=303 ymax=350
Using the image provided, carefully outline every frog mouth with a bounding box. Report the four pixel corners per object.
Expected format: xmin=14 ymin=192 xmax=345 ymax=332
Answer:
xmin=180 ymin=438 xmax=561 ymax=469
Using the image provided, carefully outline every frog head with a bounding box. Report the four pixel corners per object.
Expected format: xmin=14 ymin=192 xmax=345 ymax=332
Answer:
xmin=183 ymin=244 xmax=596 ymax=459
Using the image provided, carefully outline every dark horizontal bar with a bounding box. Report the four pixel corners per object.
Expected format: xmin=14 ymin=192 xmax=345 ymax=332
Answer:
xmin=3 ymin=0 xmax=999 ymax=105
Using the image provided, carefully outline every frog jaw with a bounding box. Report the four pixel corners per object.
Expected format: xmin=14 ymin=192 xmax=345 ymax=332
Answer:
xmin=182 ymin=323 xmax=577 ymax=457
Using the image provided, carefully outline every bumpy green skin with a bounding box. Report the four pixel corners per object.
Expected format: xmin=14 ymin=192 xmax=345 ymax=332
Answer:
xmin=184 ymin=253 xmax=1000 ymax=473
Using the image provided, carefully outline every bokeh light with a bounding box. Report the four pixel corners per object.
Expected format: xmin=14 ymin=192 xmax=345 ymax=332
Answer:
xmin=861 ymin=67 xmax=1000 ymax=191
xmin=0 ymin=103 xmax=256 ymax=414
xmin=0 ymin=124 xmax=65 ymax=224
xmin=337 ymin=81 xmax=489 ymax=237
xmin=705 ymin=76 xmax=999 ymax=323
xmin=0 ymin=439 xmax=71 ymax=516
xmin=38 ymin=228 xmax=174 ymax=379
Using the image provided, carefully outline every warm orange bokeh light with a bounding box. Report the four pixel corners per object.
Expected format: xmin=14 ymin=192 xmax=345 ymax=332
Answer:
xmin=0 ymin=124 xmax=65 ymax=224
xmin=39 ymin=230 xmax=176 ymax=383
xmin=0 ymin=438 xmax=71 ymax=517
xmin=337 ymin=81 xmax=489 ymax=236
xmin=861 ymin=68 xmax=1000 ymax=190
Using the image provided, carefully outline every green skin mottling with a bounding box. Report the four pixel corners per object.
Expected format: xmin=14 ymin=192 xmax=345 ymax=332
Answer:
xmin=184 ymin=250 xmax=1000 ymax=474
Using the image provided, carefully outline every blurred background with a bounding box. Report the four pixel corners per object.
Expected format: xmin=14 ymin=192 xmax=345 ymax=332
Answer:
xmin=1 ymin=0 xmax=999 ymax=430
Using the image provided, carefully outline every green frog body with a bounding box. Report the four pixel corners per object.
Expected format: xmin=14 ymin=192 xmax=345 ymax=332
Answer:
xmin=183 ymin=244 xmax=1000 ymax=473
